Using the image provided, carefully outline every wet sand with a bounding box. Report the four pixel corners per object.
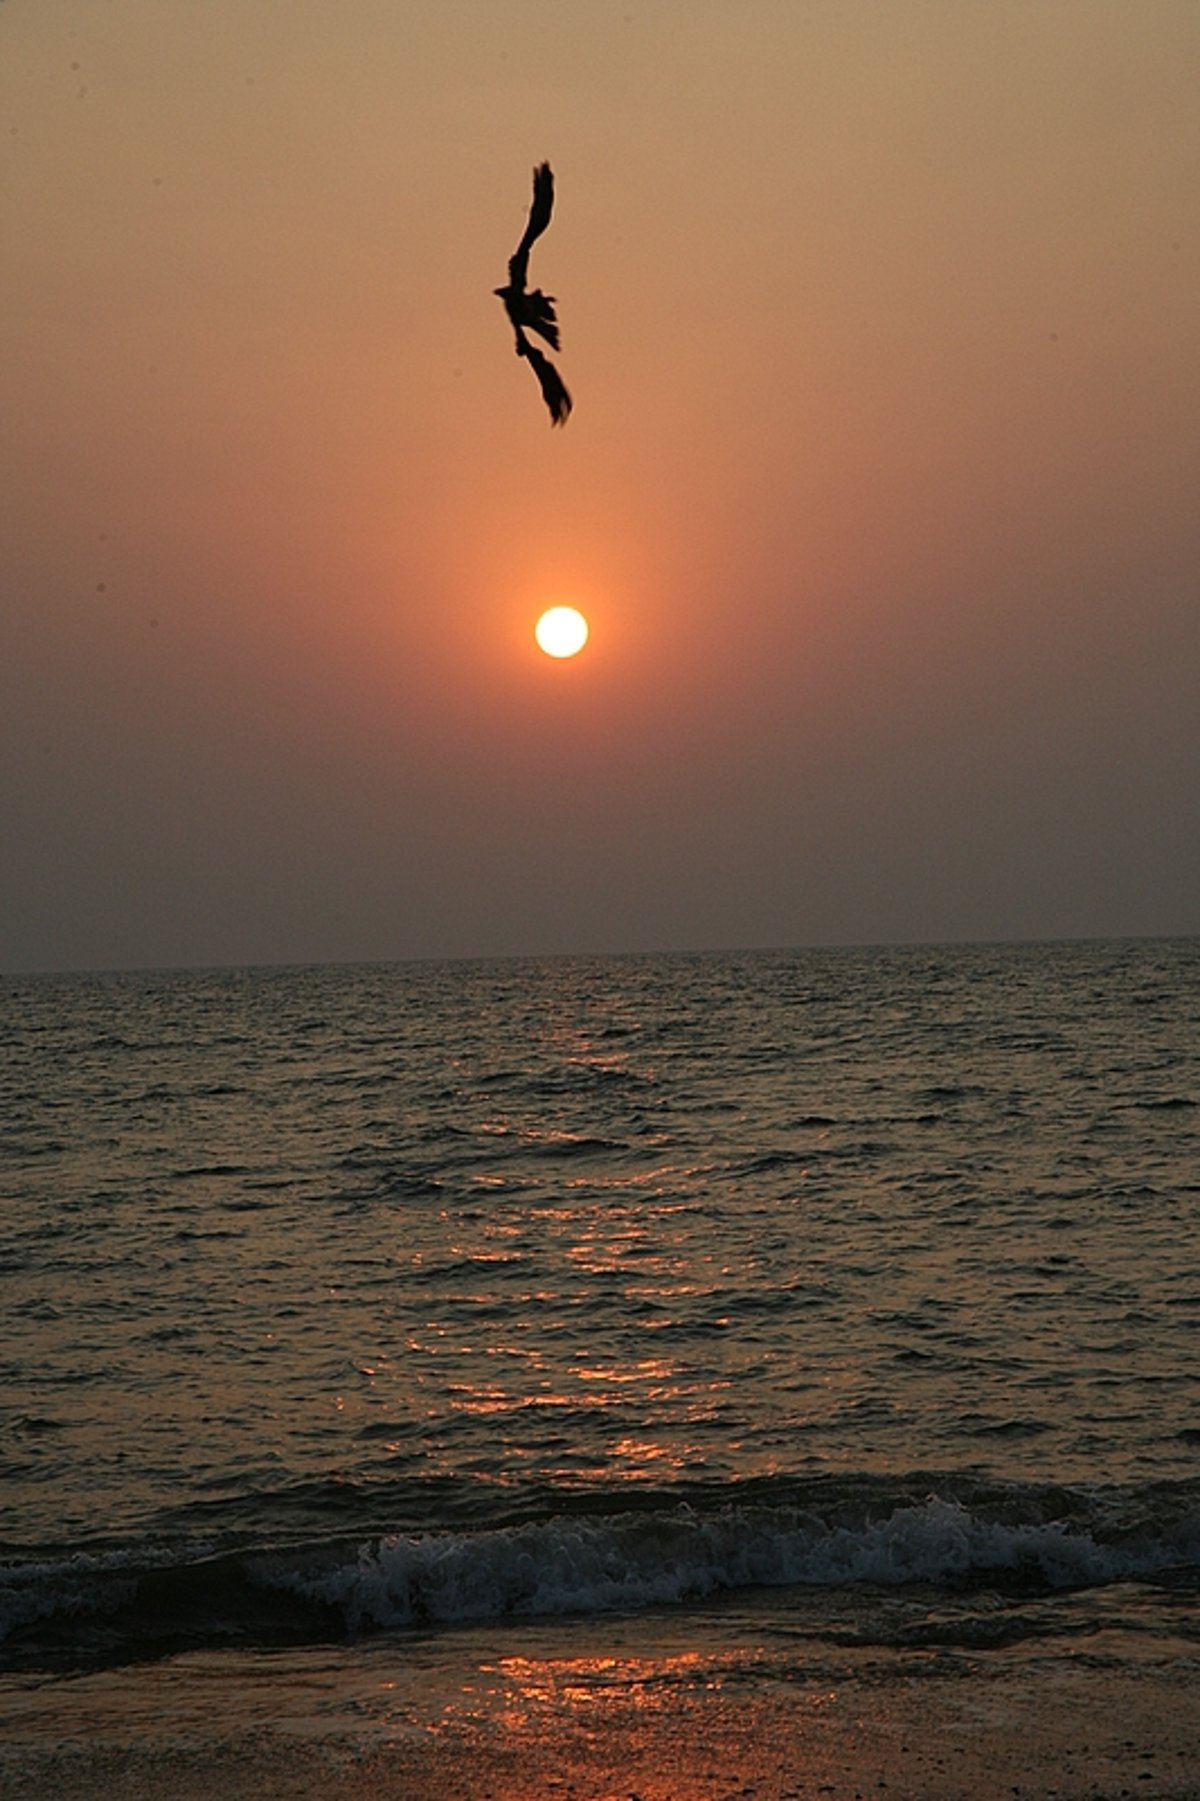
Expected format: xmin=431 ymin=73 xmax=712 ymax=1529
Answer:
xmin=5 ymin=1663 xmax=1198 ymax=1801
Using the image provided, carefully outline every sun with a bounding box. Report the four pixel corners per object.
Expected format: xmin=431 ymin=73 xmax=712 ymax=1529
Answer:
xmin=535 ymin=606 xmax=589 ymax=659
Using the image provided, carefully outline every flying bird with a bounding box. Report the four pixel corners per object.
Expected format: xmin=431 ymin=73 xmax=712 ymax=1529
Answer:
xmin=494 ymin=162 xmax=572 ymax=425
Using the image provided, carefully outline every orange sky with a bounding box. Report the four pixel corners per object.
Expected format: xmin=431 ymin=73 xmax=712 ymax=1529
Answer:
xmin=3 ymin=0 xmax=1199 ymax=970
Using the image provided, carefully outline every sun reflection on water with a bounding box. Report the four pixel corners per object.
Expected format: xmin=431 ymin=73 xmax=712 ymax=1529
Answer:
xmin=459 ymin=1647 xmax=736 ymax=1732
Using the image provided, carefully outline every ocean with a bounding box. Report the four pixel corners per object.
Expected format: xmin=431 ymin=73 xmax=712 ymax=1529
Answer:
xmin=3 ymin=940 xmax=1199 ymax=1792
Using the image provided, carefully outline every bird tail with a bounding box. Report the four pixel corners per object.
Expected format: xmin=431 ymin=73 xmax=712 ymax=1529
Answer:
xmin=522 ymin=289 xmax=561 ymax=351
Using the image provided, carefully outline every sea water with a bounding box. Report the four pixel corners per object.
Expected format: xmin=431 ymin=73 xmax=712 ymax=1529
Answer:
xmin=2 ymin=941 xmax=1198 ymax=1747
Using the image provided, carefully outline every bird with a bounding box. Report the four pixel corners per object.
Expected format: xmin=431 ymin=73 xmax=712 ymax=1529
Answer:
xmin=494 ymin=162 xmax=572 ymax=425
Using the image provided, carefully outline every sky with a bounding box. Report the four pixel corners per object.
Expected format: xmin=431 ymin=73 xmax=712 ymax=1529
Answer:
xmin=3 ymin=0 xmax=1198 ymax=973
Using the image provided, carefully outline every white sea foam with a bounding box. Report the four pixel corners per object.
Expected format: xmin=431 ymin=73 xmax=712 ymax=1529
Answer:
xmin=2 ymin=1486 xmax=1197 ymax=1669
xmin=279 ymin=1496 xmax=1196 ymax=1632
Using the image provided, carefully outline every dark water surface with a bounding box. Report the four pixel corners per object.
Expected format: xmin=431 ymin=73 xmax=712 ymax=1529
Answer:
xmin=3 ymin=941 xmax=1198 ymax=1705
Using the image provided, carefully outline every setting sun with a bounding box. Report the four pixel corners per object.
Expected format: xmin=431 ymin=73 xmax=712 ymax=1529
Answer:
xmin=535 ymin=606 xmax=589 ymax=659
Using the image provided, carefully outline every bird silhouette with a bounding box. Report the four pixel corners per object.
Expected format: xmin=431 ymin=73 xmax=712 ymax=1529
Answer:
xmin=494 ymin=162 xmax=572 ymax=425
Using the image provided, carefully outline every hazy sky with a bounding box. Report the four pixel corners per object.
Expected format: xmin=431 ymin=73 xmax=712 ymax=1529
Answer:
xmin=4 ymin=1 xmax=1198 ymax=973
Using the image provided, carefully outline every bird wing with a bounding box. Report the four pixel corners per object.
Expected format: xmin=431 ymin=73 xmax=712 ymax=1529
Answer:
xmin=507 ymin=162 xmax=554 ymax=291
xmin=518 ymin=329 xmax=572 ymax=426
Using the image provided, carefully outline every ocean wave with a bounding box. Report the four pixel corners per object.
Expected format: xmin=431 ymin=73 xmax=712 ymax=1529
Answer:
xmin=280 ymin=1491 xmax=1199 ymax=1634
xmin=3 ymin=1475 xmax=1198 ymax=1673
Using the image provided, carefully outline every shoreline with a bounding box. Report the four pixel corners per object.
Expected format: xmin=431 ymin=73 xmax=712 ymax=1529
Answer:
xmin=5 ymin=1659 xmax=1198 ymax=1801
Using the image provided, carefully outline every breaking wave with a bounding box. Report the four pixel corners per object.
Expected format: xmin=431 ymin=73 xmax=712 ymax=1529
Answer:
xmin=4 ymin=1474 xmax=1198 ymax=1672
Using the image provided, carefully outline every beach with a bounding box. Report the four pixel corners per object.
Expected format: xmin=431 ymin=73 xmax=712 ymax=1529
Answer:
xmin=5 ymin=1654 xmax=1199 ymax=1801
